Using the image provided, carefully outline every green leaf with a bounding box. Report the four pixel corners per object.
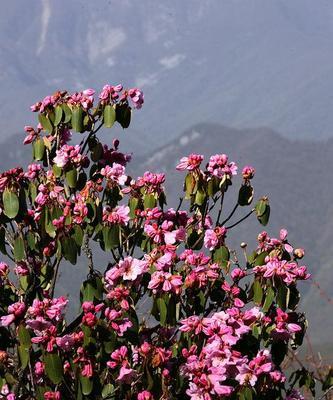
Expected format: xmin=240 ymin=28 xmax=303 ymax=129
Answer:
xmin=255 ymin=199 xmax=267 ymax=217
xmin=157 ymin=297 xmax=168 ymax=326
xmin=129 ymin=197 xmax=139 ymax=218
xmin=66 ymin=168 xmax=78 ymax=189
xmin=38 ymin=113 xmax=53 ymax=133
xmin=116 ymin=104 xmax=131 ymax=128
xmin=185 ymin=173 xmax=195 ymax=199
xmin=71 ymin=107 xmax=84 ymax=133
xmin=91 ymin=142 xmax=103 ymax=162
xmin=143 ymin=193 xmax=156 ymax=209
xmin=258 ymin=205 xmax=270 ymax=226
xmin=33 ymin=138 xmax=45 ymax=161
xmin=14 ymin=236 xmax=25 ymax=261
xmin=194 ymin=188 xmax=206 ymax=206
xmin=54 ymin=105 xmax=63 ymax=126
xmin=18 ymin=344 xmax=29 ymax=369
xmin=18 ymin=325 xmax=31 ymax=347
xmin=3 ymin=189 xmax=19 ymax=218
xmin=255 ymin=198 xmax=270 ymax=226
xmin=103 ymin=104 xmax=116 ymax=128
xmin=44 ymin=353 xmax=63 ymax=384
xmin=0 ymin=227 xmax=7 ymax=255
xmin=187 ymin=230 xmax=204 ymax=250
xmin=80 ymin=375 xmax=93 ymax=395
xmin=263 ymin=286 xmax=275 ymax=312
xmin=276 ymin=284 xmax=290 ymax=311
xmin=81 ymin=276 xmax=103 ymax=302
xmin=103 ymin=225 xmax=120 ymax=251
xmin=253 ymin=280 xmax=263 ymax=305
xmin=61 ymin=236 xmax=77 ymax=265
xmin=73 ymin=225 xmax=84 ymax=247
xmin=62 ymin=103 xmax=72 ymax=123
xmin=238 ymin=185 xmax=254 ymax=206
xmin=239 ymin=387 xmax=253 ymax=400
xmin=52 ymin=164 xmax=62 ymax=178
xmin=213 ymin=246 xmax=229 ymax=269
xmin=102 ymin=383 xmax=115 ymax=398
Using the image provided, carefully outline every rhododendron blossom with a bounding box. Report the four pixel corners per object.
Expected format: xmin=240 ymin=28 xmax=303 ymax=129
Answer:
xmin=0 ymin=84 xmax=319 ymax=399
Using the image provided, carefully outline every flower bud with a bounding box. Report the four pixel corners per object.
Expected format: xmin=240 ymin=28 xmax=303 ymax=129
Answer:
xmin=294 ymin=248 xmax=305 ymax=259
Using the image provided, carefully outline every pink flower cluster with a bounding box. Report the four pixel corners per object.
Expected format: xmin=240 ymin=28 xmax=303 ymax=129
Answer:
xmin=180 ymin=308 xmax=285 ymax=399
xmin=53 ymin=144 xmax=88 ymax=169
xmin=207 ymin=154 xmax=238 ymax=179
xmin=254 ymin=256 xmax=310 ymax=285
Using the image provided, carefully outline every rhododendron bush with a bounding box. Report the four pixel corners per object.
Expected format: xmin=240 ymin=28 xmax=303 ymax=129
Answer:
xmin=0 ymin=84 xmax=319 ymax=400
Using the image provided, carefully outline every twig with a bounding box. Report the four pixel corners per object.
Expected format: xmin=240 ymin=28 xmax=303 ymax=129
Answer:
xmin=226 ymin=209 xmax=254 ymax=229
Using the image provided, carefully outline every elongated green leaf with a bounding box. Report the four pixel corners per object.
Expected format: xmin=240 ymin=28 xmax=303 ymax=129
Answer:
xmin=66 ymin=168 xmax=78 ymax=189
xmin=81 ymin=276 xmax=103 ymax=302
xmin=263 ymin=286 xmax=275 ymax=312
xmin=129 ymin=197 xmax=139 ymax=218
xmin=255 ymin=199 xmax=267 ymax=217
xmin=213 ymin=246 xmax=229 ymax=269
xmin=80 ymin=375 xmax=93 ymax=395
xmin=116 ymin=104 xmax=131 ymax=128
xmin=185 ymin=173 xmax=195 ymax=199
xmin=54 ymin=105 xmax=63 ymax=126
xmin=71 ymin=107 xmax=84 ymax=133
xmin=157 ymin=297 xmax=168 ymax=326
xmin=18 ymin=344 xmax=29 ymax=369
xmin=61 ymin=237 xmax=77 ymax=265
xmin=44 ymin=353 xmax=63 ymax=384
xmin=238 ymin=185 xmax=254 ymax=206
xmin=102 ymin=383 xmax=115 ymax=398
xmin=0 ymin=227 xmax=7 ymax=255
xmin=103 ymin=225 xmax=120 ymax=250
xmin=33 ymin=138 xmax=45 ymax=161
xmin=18 ymin=324 xmax=31 ymax=347
xmin=38 ymin=113 xmax=53 ymax=133
xmin=277 ymin=284 xmax=290 ymax=311
xmin=3 ymin=189 xmax=19 ymax=218
xmin=195 ymin=188 xmax=207 ymax=206
xmin=14 ymin=236 xmax=25 ymax=261
xmin=62 ymin=103 xmax=72 ymax=123
xmin=103 ymin=104 xmax=116 ymax=128
xmin=143 ymin=194 xmax=156 ymax=209
xmin=258 ymin=205 xmax=270 ymax=226
xmin=253 ymin=280 xmax=263 ymax=305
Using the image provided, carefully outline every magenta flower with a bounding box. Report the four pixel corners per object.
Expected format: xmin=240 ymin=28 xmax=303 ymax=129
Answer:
xmin=176 ymin=153 xmax=204 ymax=171
xmin=103 ymin=205 xmax=130 ymax=225
xmin=128 ymin=88 xmax=144 ymax=109
xmin=242 ymin=165 xmax=255 ymax=180
xmin=101 ymin=163 xmax=127 ymax=185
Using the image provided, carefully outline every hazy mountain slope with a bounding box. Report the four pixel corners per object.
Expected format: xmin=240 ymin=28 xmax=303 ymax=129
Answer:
xmin=2 ymin=0 xmax=333 ymax=152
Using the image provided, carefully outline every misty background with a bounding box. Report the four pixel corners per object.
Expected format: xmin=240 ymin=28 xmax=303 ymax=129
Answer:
xmin=0 ymin=0 xmax=332 ymax=352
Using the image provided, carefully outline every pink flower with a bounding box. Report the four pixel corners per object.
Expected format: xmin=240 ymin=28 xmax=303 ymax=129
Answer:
xmin=176 ymin=154 xmax=204 ymax=171
xmin=103 ymin=205 xmax=130 ymax=225
xmin=117 ymin=366 xmax=136 ymax=383
xmin=0 ymin=302 xmax=26 ymax=326
xmin=204 ymin=226 xmax=227 ymax=251
xmin=34 ymin=361 xmax=45 ymax=377
xmin=56 ymin=334 xmax=75 ymax=351
xmin=242 ymin=165 xmax=255 ymax=180
xmin=119 ymin=256 xmax=147 ymax=281
xmin=101 ymin=163 xmax=127 ymax=185
xmin=207 ymin=154 xmax=238 ymax=179
xmin=137 ymin=391 xmax=154 ymax=400
xmin=128 ymin=88 xmax=144 ymax=109
xmin=44 ymin=391 xmax=61 ymax=400
xmin=148 ymin=271 xmax=183 ymax=294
